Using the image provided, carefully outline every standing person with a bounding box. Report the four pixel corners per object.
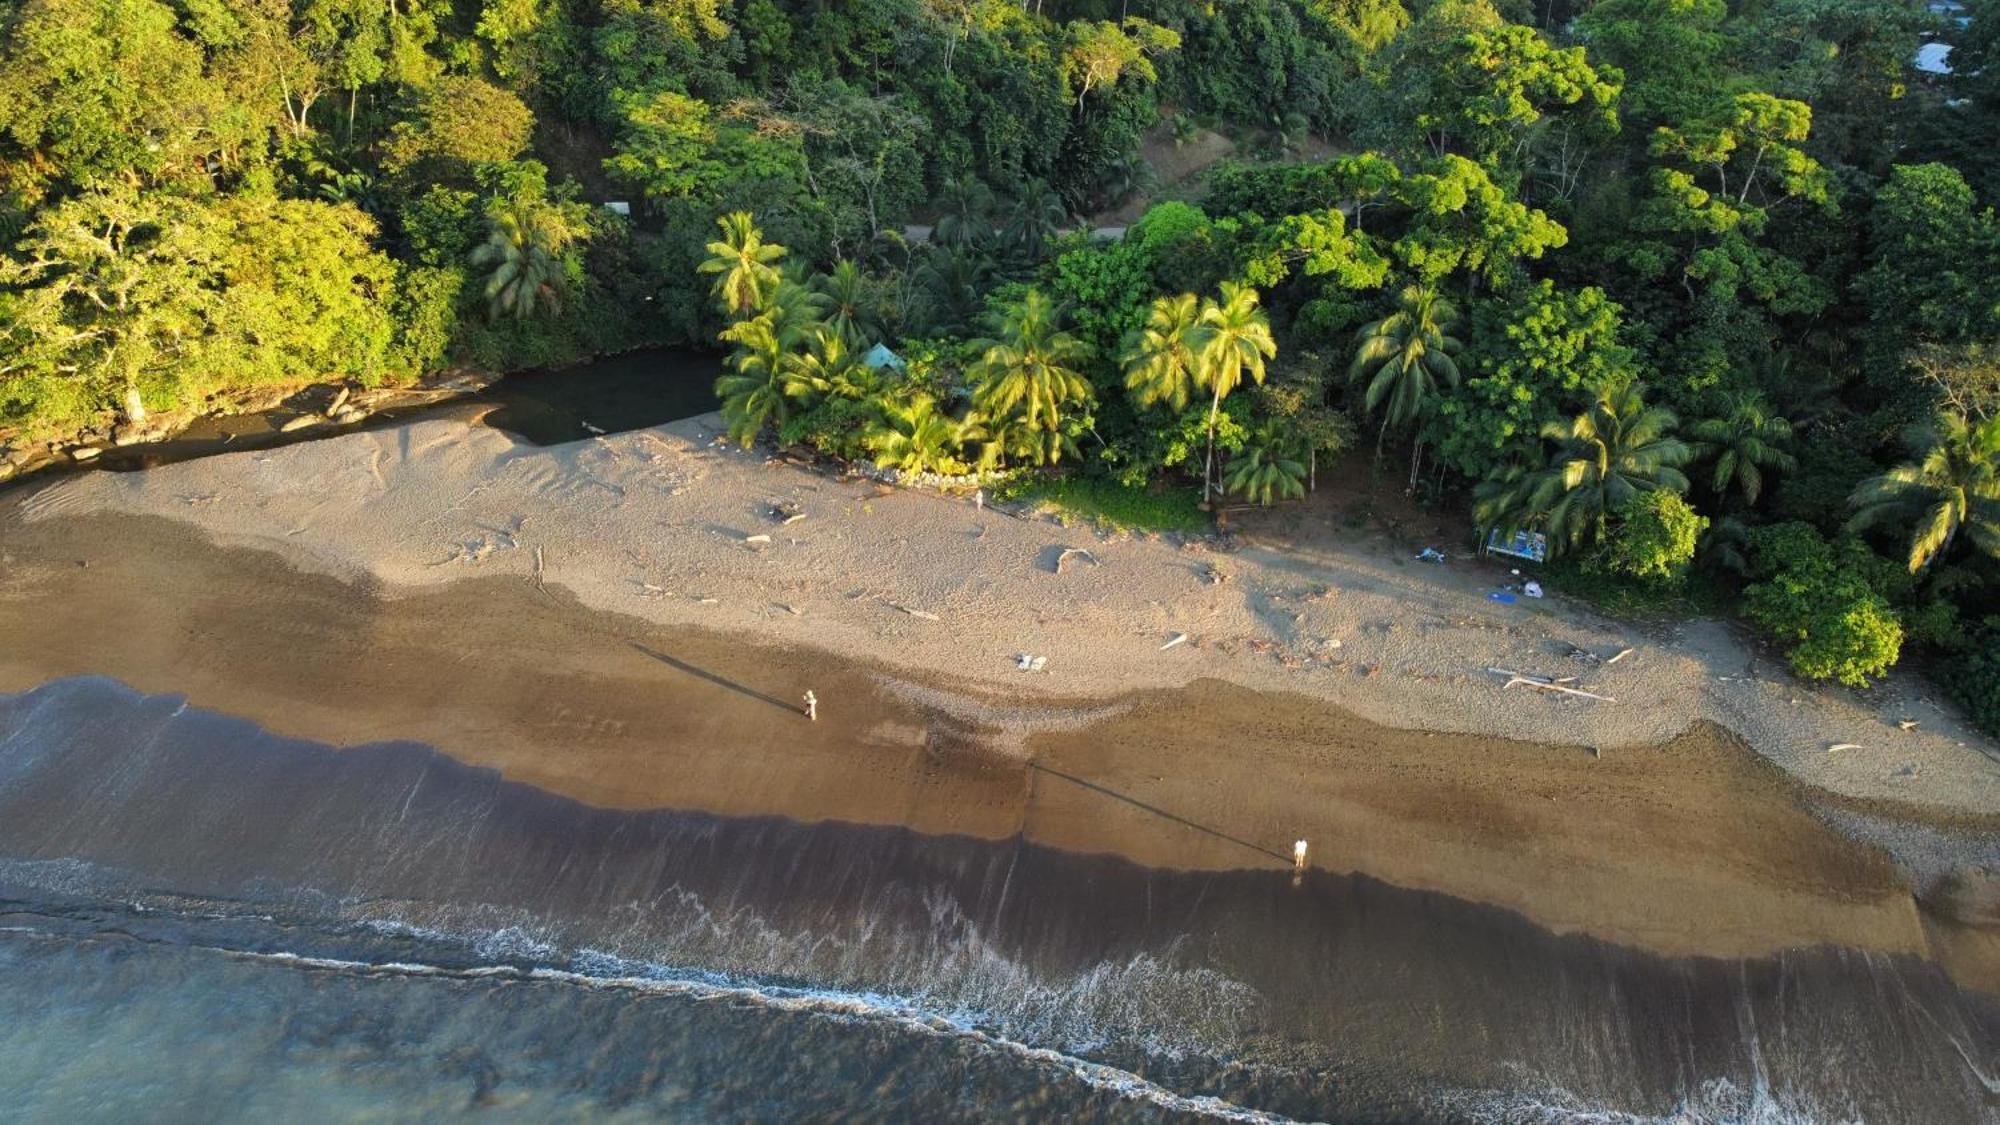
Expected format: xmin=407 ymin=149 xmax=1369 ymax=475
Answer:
xmin=802 ymin=690 xmax=817 ymax=721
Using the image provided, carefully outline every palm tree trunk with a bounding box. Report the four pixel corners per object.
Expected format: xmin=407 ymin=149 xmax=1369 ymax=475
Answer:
xmin=1204 ymin=385 xmax=1224 ymax=501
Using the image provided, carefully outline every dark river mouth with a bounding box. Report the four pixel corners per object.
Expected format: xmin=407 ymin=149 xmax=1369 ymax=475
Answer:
xmin=2 ymin=677 xmax=1995 ymax=1122
xmin=7 ymin=347 xmax=721 ymax=484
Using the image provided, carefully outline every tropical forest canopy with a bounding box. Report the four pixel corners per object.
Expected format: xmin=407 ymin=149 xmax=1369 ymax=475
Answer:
xmin=1 ymin=0 xmax=1997 ymax=724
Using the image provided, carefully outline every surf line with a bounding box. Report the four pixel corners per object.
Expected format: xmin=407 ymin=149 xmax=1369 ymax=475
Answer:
xmin=1025 ymin=762 xmax=1293 ymax=867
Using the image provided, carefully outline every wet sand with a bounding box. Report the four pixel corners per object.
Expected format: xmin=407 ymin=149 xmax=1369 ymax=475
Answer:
xmin=4 ymin=676 xmax=1996 ymax=1121
xmin=4 ymin=511 xmax=1989 ymax=979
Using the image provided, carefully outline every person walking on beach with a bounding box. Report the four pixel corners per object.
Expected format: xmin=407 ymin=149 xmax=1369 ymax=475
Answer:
xmin=803 ymin=690 xmax=817 ymax=721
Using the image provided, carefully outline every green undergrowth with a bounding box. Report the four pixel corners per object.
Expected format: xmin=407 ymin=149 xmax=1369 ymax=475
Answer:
xmin=998 ymin=475 xmax=1211 ymax=534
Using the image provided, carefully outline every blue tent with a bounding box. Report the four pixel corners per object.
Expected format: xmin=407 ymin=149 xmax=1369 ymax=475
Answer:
xmin=861 ymin=343 xmax=908 ymax=372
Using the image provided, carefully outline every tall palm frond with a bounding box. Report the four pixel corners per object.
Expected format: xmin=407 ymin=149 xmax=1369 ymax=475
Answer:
xmin=1690 ymin=392 xmax=1796 ymax=507
xmin=1350 ymin=284 xmax=1463 ymax=464
xmin=699 ymin=211 xmax=787 ymax=319
xmin=1224 ymin=424 xmax=1308 ymax=506
xmin=1189 ymin=281 xmax=1277 ymax=498
xmin=470 ymin=200 xmax=575 ymax=321
xmin=969 ymin=289 xmax=1093 ymax=464
xmin=1847 ymin=413 xmax=2000 ymax=572
xmin=1121 ymin=293 xmax=1203 ymax=412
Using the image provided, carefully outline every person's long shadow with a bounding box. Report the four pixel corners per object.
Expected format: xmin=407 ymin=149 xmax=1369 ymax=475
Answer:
xmin=628 ymin=642 xmax=799 ymax=715
xmin=1027 ymin=762 xmax=1291 ymax=867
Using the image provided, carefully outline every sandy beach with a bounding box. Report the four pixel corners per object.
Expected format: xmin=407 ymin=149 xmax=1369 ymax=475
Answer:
xmin=2 ymin=411 xmax=1996 ymax=982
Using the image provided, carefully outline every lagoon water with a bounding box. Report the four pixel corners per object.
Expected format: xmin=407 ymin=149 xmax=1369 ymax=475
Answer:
xmin=1 ymin=677 xmax=1995 ymax=1123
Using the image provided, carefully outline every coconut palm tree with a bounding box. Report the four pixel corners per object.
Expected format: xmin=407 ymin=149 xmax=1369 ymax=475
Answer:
xmin=715 ymin=314 xmax=795 ymax=446
xmin=1517 ymin=383 xmax=1692 ymax=554
xmin=1848 ymin=412 xmax=2000 ymax=573
xmin=813 ymin=260 xmax=883 ymax=348
xmin=1002 ymin=178 xmax=1068 ymax=263
xmin=1479 ymin=384 xmax=1693 ymax=556
xmin=969 ymin=290 xmax=1093 ymax=465
xmin=782 ymin=326 xmax=878 ymax=407
xmin=1350 ymin=285 xmax=1463 ymax=467
xmin=1223 ymin=424 xmax=1308 ymax=506
xmin=1690 ymin=392 xmax=1796 ymax=507
xmin=470 ymin=200 xmax=576 ymax=321
xmin=1120 ymin=293 xmax=1203 ymax=412
xmin=932 ymin=176 xmax=997 ymax=250
xmin=699 ymin=211 xmax=787 ymax=319
xmin=865 ymin=393 xmax=982 ymax=475
xmin=1189 ymin=281 xmax=1277 ymax=499
xmin=913 ymin=246 xmax=993 ymax=334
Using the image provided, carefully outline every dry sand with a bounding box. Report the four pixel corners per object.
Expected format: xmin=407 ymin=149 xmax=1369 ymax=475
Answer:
xmin=2 ymin=412 xmax=1997 ymax=979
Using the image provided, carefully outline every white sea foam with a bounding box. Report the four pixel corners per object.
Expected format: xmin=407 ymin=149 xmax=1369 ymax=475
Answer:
xmin=185 ymin=939 xmax=1304 ymax=1123
xmin=1434 ymin=1074 xmax=1859 ymax=1125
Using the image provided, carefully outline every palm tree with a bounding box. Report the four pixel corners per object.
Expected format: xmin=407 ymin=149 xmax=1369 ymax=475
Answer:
xmin=1690 ymin=393 xmax=1796 ymax=507
xmin=1189 ymin=281 xmax=1278 ymax=499
xmin=1003 ymin=178 xmax=1068 ymax=263
xmin=782 ymin=326 xmax=877 ymax=407
xmin=1223 ymin=424 xmax=1308 ymax=506
xmin=969 ymin=290 xmax=1093 ymax=465
xmin=913 ymin=246 xmax=992 ymax=334
xmin=1350 ymin=284 xmax=1463 ymax=470
xmin=715 ymin=313 xmax=795 ymax=446
xmin=470 ymin=200 xmax=575 ymax=321
xmin=932 ymin=176 xmax=996 ymax=250
xmin=813 ymin=260 xmax=883 ymax=348
xmin=1120 ymin=293 xmax=1203 ymax=412
xmin=1848 ymin=412 xmax=2000 ymax=573
xmin=699 ymin=211 xmax=786 ymax=319
xmin=1492 ymin=383 xmax=1692 ymax=555
xmin=865 ymin=393 xmax=981 ymax=475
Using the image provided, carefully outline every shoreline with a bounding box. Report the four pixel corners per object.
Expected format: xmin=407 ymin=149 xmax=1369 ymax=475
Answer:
xmin=2 ymin=414 xmax=1997 ymax=982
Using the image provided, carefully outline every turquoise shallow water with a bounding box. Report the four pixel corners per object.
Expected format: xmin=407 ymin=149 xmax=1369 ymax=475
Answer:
xmin=0 ymin=677 xmax=1994 ymax=1123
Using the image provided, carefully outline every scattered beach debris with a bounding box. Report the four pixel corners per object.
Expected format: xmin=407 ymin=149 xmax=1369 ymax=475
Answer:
xmin=1827 ymin=743 xmax=1862 ymax=754
xmin=768 ymin=500 xmax=804 ymax=523
xmin=1562 ymin=642 xmax=1601 ymax=665
xmin=1414 ymin=547 xmax=1446 ymax=563
xmin=1487 ymin=667 xmax=1615 ymax=703
xmin=778 ymin=603 xmax=803 ymax=616
xmin=582 ymin=421 xmax=607 ymax=435
xmin=1015 ymin=653 xmax=1048 ymax=672
xmin=325 ymin=387 xmax=351 ymax=418
xmin=634 ymin=581 xmax=668 ymax=599
xmin=1898 ymin=719 xmax=1920 ymax=731
xmin=744 ymin=533 xmax=772 ymax=545
xmin=1055 ymin=547 xmax=1099 ymax=573
xmin=1488 ymin=592 xmax=1517 ymax=604
xmin=1160 ymin=632 xmax=1190 ymax=651
xmin=532 ymin=546 xmax=546 ymax=592
xmin=894 ymin=604 xmax=940 ymax=621
xmin=278 ymin=415 xmax=318 ymax=433
xmin=1606 ymin=647 xmax=1635 ymax=666
xmin=1523 ymin=580 xmax=1544 ymax=599
xmin=1201 ymin=562 xmax=1230 ymax=585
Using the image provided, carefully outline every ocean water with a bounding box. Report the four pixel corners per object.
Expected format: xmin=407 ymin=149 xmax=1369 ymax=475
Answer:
xmin=0 ymin=677 xmax=1994 ymax=1123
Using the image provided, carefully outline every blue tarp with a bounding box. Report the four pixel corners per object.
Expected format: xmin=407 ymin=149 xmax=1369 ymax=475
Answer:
xmin=861 ymin=343 xmax=908 ymax=372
